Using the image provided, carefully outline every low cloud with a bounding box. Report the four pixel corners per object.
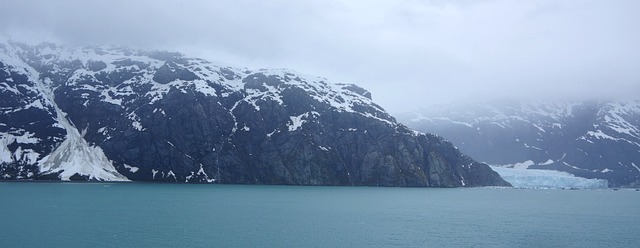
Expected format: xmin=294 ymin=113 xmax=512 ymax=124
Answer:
xmin=2 ymin=0 xmax=639 ymax=112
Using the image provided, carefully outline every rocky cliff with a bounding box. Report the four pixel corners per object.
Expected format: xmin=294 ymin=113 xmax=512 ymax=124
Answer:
xmin=0 ymin=41 xmax=509 ymax=187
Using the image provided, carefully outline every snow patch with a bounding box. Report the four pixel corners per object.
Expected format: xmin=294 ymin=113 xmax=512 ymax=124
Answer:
xmin=132 ymin=121 xmax=143 ymax=131
xmin=585 ymin=130 xmax=617 ymax=141
xmin=540 ymin=159 xmax=554 ymax=165
xmin=123 ymin=164 xmax=139 ymax=173
xmin=562 ymin=161 xmax=585 ymax=171
xmin=166 ymin=140 xmax=176 ymax=148
xmin=185 ymin=164 xmax=216 ymax=183
xmin=99 ymin=89 xmax=123 ymax=105
xmin=499 ymin=160 xmax=535 ymax=169
xmin=128 ymin=112 xmax=144 ymax=131
xmin=38 ymin=86 xmax=128 ymax=181
xmin=166 ymin=170 xmax=177 ymax=180
xmin=267 ymin=129 xmax=278 ymax=137
xmin=523 ymin=143 xmax=542 ymax=150
xmin=288 ymin=111 xmax=319 ymax=132
xmin=153 ymin=108 xmax=166 ymax=115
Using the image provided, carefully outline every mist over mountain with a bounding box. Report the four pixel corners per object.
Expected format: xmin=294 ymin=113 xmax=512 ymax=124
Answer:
xmin=2 ymin=1 xmax=639 ymax=112
xmin=398 ymin=100 xmax=640 ymax=187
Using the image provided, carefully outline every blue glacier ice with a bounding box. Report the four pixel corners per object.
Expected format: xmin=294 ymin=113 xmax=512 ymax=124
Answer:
xmin=490 ymin=166 xmax=608 ymax=189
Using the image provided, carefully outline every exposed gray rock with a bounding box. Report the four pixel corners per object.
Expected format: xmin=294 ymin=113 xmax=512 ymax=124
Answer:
xmin=0 ymin=41 xmax=509 ymax=187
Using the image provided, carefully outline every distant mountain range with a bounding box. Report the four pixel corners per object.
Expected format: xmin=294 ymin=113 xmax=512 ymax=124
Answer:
xmin=398 ymin=100 xmax=640 ymax=187
xmin=0 ymin=41 xmax=509 ymax=187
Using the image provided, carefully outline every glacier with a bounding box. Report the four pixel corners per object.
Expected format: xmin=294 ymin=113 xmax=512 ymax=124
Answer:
xmin=490 ymin=166 xmax=608 ymax=189
xmin=399 ymin=100 xmax=640 ymax=187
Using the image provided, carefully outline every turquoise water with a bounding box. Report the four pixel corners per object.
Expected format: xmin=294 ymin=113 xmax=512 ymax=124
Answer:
xmin=1 ymin=183 xmax=638 ymax=247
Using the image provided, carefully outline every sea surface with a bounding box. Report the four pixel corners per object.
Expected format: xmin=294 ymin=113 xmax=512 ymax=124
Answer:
xmin=1 ymin=183 xmax=638 ymax=248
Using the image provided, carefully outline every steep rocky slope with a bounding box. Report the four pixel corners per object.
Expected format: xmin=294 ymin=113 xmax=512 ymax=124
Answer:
xmin=399 ymin=101 xmax=640 ymax=187
xmin=0 ymin=41 xmax=509 ymax=187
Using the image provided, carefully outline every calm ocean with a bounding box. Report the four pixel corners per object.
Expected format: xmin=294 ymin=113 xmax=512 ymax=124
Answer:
xmin=1 ymin=183 xmax=638 ymax=247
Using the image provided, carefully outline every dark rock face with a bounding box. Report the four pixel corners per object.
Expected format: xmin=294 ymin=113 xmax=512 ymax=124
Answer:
xmin=398 ymin=101 xmax=640 ymax=187
xmin=0 ymin=56 xmax=66 ymax=179
xmin=0 ymin=41 xmax=509 ymax=187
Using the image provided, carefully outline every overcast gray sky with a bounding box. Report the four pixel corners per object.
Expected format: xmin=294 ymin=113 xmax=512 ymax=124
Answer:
xmin=2 ymin=0 xmax=639 ymax=113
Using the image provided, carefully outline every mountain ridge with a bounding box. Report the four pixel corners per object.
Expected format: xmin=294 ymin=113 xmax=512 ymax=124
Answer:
xmin=398 ymin=100 xmax=640 ymax=187
xmin=0 ymin=41 xmax=509 ymax=187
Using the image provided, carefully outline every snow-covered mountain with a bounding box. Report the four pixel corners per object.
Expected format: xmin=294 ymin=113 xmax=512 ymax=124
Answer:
xmin=0 ymin=41 xmax=509 ymax=187
xmin=398 ymin=101 xmax=640 ymax=187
